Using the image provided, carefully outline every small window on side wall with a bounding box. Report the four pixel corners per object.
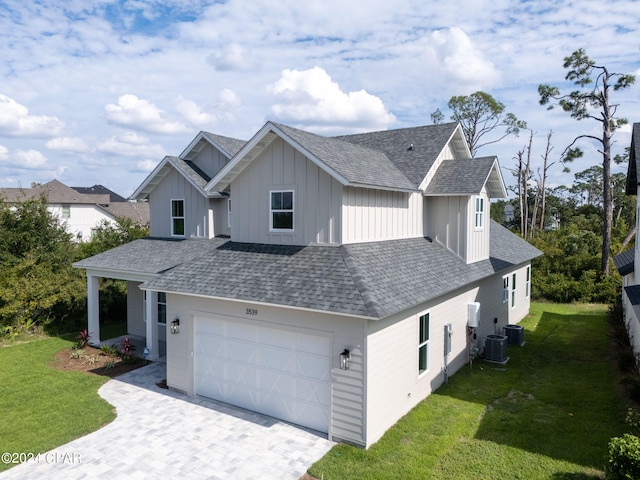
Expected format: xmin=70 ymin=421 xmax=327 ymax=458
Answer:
xmin=171 ymin=199 xmax=185 ymax=236
xmin=418 ymin=312 xmax=430 ymax=375
xmin=475 ymin=197 xmax=484 ymax=229
xmin=270 ymin=190 xmax=294 ymax=231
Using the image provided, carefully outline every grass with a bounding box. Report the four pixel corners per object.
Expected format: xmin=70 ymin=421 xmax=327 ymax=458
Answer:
xmin=0 ymin=336 xmax=115 ymax=472
xmin=309 ymin=303 xmax=628 ymax=479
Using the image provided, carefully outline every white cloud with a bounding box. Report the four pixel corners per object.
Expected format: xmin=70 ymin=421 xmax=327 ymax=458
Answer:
xmin=0 ymin=94 xmax=66 ymax=138
xmin=45 ymin=136 xmax=91 ymax=153
xmin=268 ymin=67 xmax=396 ymax=134
xmin=136 ymin=159 xmax=159 ymax=172
xmin=8 ymin=149 xmax=50 ymax=169
xmin=105 ymin=94 xmax=188 ymax=134
xmin=207 ymin=43 xmax=251 ymax=71
xmin=0 ymin=144 xmax=8 ymax=159
xmin=175 ymin=96 xmax=216 ymax=128
xmin=97 ymin=132 xmax=166 ymax=158
xmin=430 ymin=27 xmax=501 ymax=92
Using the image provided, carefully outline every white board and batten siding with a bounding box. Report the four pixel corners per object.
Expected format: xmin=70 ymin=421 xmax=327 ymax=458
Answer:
xmin=50 ymin=204 xmax=113 ymax=241
xmin=425 ymin=196 xmax=467 ymax=259
xmin=189 ymin=142 xmax=230 ymax=180
xmin=341 ymin=188 xmax=424 ymax=244
xmin=230 ymin=137 xmax=342 ymax=245
xmin=148 ymin=169 xmax=212 ymax=238
xmin=466 ymin=190 xmax=490 ymax=263
xmin=164 ymin=293 xmax=368 ymax=445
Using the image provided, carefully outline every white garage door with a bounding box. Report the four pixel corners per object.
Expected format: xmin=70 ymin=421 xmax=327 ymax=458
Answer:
xmin=194 ymin=316 xmax=331 ymax=433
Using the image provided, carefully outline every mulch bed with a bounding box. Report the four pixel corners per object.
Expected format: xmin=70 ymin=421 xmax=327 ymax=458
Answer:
xmin=50 ymin=345 xmax=147 ymax=378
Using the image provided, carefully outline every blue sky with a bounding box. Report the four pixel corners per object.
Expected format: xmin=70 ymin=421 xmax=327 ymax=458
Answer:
xmin=0 ymin=0 xmax=639 ymax=196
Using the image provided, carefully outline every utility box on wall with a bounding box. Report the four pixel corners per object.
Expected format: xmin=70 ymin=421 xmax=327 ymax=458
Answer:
xmin=468 ymin=302 xmax=480 ymax=328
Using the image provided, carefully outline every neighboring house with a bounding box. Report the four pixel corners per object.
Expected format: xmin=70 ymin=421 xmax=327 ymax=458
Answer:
xmin=0 ymin=179 xmax=149 ymax=241
xmin=74 ymin=122 xmax=541 ymax=448
xmin=615 ymin=122 xmax=640 ymax=356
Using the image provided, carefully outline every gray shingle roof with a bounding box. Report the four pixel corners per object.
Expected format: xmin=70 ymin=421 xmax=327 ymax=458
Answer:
xmin=201 ymin=132 xmax=246 ymax=157
xmin=335 ymin=122 xmax=460 ymax=187
xmin=77 ymin=221 xmax=540 ymax=319
xmin=614 ymin=248 xmax=635 ymax=276
xmin=273 ymin=123 xmax=417 ymax=191
xmin=424 ymin=157 xmax=497 ymax=195
xmin=73 ymin=237 xmax=227 ymax=276
xmin=169 ymin=157 xmax=211 ymax=190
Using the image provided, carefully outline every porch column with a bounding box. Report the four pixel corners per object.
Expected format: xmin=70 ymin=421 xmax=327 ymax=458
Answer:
xmin=87 ymin=274 xmax=100 ymax=346
xmin=145 ymin=290 xmax=160 ymax=360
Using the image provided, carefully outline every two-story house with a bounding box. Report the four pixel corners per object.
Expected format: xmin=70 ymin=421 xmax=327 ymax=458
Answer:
xmin=0 ymin=179 xmax=149 ymax=240
xmin=615 ymin=123 xmax=640 ymax=356
xmin=74 ymin=121 xmax=541 ymax=448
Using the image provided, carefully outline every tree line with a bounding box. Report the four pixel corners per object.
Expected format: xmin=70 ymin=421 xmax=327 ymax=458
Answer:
xmin=0 ymin=195 xmax=148 ymax=339
xmin=433 ymin=48 xmax=636 ymax=303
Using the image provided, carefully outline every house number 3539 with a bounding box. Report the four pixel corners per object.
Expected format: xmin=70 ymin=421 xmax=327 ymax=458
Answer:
xmin=245 ymin=308 xmax=258 ymax=316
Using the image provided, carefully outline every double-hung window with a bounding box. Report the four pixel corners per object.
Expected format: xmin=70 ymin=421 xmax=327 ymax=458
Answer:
xmin=62 ymin=204 xmax=71 ymax=219
xmin=525 ymin=266 xmax=531 ymax=298
xmin=171 ymin=199 xmax=185 ymax=236
xmin=270 ymin=190 xmax=294 ymax=231
xmin=227 ymin=199 xmax=231 ymax=228
xmin=418 ymin=312 xmax=430 ymax=375
xmin=502 ymin=276 xmax=509 ymax=304
xmin=511 ymin=273 xmax=517 ymax=308
xmin=475 ymin=197 xmax=484 ymax=229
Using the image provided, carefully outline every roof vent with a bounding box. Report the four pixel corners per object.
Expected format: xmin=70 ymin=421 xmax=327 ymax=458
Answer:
xmin=408 ymin=143 xmax=414 ymax=150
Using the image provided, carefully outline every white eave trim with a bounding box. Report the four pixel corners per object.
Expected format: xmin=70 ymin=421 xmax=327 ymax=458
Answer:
xmin=76 ymin=266 xmax=159 ymax=283
xmin=205 ymin=122 xmax=351 ymax=192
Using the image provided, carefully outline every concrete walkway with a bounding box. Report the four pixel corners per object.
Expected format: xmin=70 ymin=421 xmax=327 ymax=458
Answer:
xmin=0 ymin=363 xmax=334 ymax=479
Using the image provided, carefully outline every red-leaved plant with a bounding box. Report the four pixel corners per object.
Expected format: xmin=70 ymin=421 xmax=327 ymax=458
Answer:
xmin=119 ymin=337 xmax=136 ymax=360
xmin=76 ymin=329 xmax=92 ymax=348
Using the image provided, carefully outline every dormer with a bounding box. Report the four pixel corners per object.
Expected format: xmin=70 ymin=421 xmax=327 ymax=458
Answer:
xmin=132 ymin=131 xmax=245 ymax=239
xmin=423 ymin=157 xmax=507 ymax=263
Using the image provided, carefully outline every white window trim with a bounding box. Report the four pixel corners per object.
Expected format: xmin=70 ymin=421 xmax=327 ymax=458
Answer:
xmin=227 ymin=198 xmax=231 ymax=228
xmin=157 ymin=292 xmax=167 ymax=324
xmin=474 ymin=196 xmax=484 ymax=230
xmin=502 ymin=275 xmax=509 ymax=304
xmin=511 ymin=273 xmax=517 ymax=308
xmin=525 ymin=266 xmax=531 ymax=298
xmin=62 ymin=204 xmax=71 ymax=219
xmin=269 ymin=189 xmax=295 ymax=233
xmin=418 ymin=311 xmax=430 ymax=376
xmin=171 ymin=199 xmax=185 ymax=237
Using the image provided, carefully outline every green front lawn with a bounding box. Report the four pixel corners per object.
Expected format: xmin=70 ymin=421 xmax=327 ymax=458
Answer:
xmin=309 ymin=303 xmax=628 ymax=479
xmin=0 ymin=337 xmax=115 ymax=472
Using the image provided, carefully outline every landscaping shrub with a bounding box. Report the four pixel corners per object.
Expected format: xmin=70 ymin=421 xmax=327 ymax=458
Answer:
xmin=606 ymin=433 xmax=640 ymax=479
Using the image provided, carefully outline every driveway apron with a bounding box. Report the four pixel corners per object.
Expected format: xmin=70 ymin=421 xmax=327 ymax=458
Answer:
xmin=0 ymin=363 xmax=334 ymax=479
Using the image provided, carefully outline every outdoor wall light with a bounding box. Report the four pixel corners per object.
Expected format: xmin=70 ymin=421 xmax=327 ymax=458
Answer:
xmin=340 ymin=348 xmax=351 ymax=370
xmin=170 ymin=318 xmax=180 ymax=335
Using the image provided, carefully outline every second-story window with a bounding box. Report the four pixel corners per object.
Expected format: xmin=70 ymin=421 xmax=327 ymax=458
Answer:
xmin=62 ymin=204 xmax=71 ymax=219
xmin=171 ymin=199 xmax=185 ymax=236
xmin=475 ymin=196 xmax=484 ymax=229
xmin=270 ymin=190 xmax=294 ymax=231
xmin=227 ymin=199 xmax=231 ymax=228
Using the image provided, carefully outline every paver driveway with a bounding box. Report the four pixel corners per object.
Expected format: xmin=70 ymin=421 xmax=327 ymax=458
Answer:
xmin=0 ymin=362 xmax=334 ymax=480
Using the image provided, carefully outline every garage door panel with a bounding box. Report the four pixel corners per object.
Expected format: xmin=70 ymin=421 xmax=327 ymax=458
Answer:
xmin=260 ymin=347 xmax=295 ymax=372
xmin=297 ymin=332 xmax=329 ymax=355
xmin=226 ymin=321 xmax=258 ymax=342
xmin=196 ymin=334 xmax=225 ymax=358
xmin=296 ymin=356 xmax=330 ymax=381
xmin=227 ymin=339 xmax=259 ymax=365
xmin=195 ymin=316 xmax=330 ymax=433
